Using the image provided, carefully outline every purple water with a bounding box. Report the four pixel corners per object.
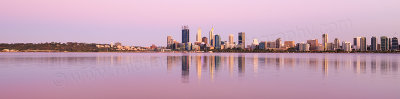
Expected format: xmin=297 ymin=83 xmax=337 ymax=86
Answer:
xmin=0 ymin=53 xmax=399 ymax=99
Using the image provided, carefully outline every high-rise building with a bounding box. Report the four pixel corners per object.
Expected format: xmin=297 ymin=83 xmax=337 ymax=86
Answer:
xmin=214 ymin=35 xmax=221 ymax=49
xmin=371 ymin=36 xmax=377 ymax=51
xmin=389 ymin=38 xmax=392 ymax=50
xmin=284 ymin=41 xmax=295 ymax=48
xmin=342 ymin=41 xmax=352 ymax=52
xmin=167 ymin=36 xmax=174 ymax=49
xmin=392 ymin=37 xmax=399 ymax=51
xmin=229 ymin=34 xmax=234 ymax=44
xmin=334 ymin=38 xmax=340 ymax=50
xmin=327 ymin=43 xmax=334 ymax=51
xmin=238 ymin=32 xmax=246 ymax=49
xmin=353 ymin=37 xmax=361 ymax=50
xmin=182 ymin=25 xmax=190 ymax=43
xmin=209 ymin=27 xmax=214 ymax=47
xmin=276 ymin=38 xmax=281 ymax=48
xmin=360 ymin=37 xmax=367 ymax=51
xmin=307 ymin=39 xmax=319 ymax=50
xmin=322 ymin=34 xmax=328 ymax=51
xmin=196 ymin=28 xmax=202 ymax=42
xmin=381 ymin=36 xmax=389 ymax=51
xmin=259 ymin=41 xmax=266 ymax=50
xmin=299 ymin=43 xmax=310 ymax=51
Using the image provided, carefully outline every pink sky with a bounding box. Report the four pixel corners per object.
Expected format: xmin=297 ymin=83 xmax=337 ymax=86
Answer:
xmin=0 ymin=0 xmax=399 ymax=46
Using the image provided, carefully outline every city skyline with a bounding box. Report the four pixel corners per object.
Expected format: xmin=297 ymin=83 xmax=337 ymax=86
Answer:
xmin=1 ymin=0 xmax=400 ymax=46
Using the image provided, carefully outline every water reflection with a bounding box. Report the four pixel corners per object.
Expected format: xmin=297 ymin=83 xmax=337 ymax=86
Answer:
xmin=164 ymin=54 xmax=400 ymax=82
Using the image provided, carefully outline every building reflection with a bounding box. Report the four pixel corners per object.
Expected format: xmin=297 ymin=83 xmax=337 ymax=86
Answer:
xmin=322 ymin=55 xmax=328 ymax=77
xmin=238 ymin=55 xmax=245 ymax=74
xmin=163 ymin=54 xmax=399 ymax=83
xmin=196 ymin=56 xmax=201 ymax=80
xmin=182 ymin=56 xmax=190 ymax=83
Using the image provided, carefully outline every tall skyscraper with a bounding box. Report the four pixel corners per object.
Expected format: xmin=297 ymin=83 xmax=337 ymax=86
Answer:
xmin=182 ymin=25 xmax=190 ymax=43
xmin=167 ymin=36 xmax=174 ymax=49
xmin=209 ymin=27 xmax=214 ymax=47
xmin=276 ymin=38 xmax=281 ymax=48
xmin=322 ymin=34 xmax=328 ymax=51
xmin=353 ymin=37 xmax=361 ymax=50
xmin=360 ymin=37 xmax=367 ymax=51
xmin=229 ymin=34 xmax=234 ymax=44
xmin=381 ymin=36 xmax=389 ymax=51
xmin=196 ymin=28 xmax=202 ymax=42
xmin=238 ymin=32 xmax=246 ymax=49
xmin=215 ymin=35 xmax=221 ymax=49
xmin=389 ymin=38 xmax=392 ymax=50
xmin=371 ymin=36 xmax=377 ymax=51
xmin=392 ymin=37 xmax=399 ymax=51
xmin=334 ymin=38 xmax=340 ymax=50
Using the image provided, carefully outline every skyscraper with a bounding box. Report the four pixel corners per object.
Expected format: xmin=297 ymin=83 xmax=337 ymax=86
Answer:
xmin=167 ymin=36 xmax=174 ymax=49
xmin=307 ymin=39 xmax=318 ymax=51
xmin=371 ymin=36 xmax=377 ymax=51
xmin=334 ymin=38 xmax=340 ymax=50
xmin=353 ymin=37 xmax=361 ymax=50
xmin=215 ymin=34 xmax=221 ymax=49
xmin=342 ymin=41 xmax=352 ymax=52
xmin=229 ymin=34 xmax=234 ymax=44
xmin=360 ymin=37 xmax=367 ymax=51
xmin=238 ymin=32 xmax=245 ymax=49
xmin=392 ymin=37 xmax=399 ymax=51
xmin=381 ymin=36 xmax=389 ymax=51
xmin=209 ymin=27 xmax=214 ymax=47
xmin=322 ymin=34 xmax=328 ymax=51
xmin=196 ymin=28 xmax=202 ymax=42
xmin=182 ymin=25 xmax=190 ymax=43
xmin=276 ymin=38 xmax=281 ymax=48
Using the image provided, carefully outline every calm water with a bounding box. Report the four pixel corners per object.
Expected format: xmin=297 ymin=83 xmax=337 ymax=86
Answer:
xmin=0 ymin=53 xmax=399 ymax=99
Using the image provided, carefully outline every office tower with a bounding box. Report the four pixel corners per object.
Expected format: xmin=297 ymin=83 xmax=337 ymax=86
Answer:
xmin=267 ymin=41 xmax=276 ymax=48
xmin=215 ymin=35 xmax=221 ymax=49
xmin=284 ymin=41 xmax=295 ymax=48
xmin=196 ymin=28 xmax=202 ymax=42
xmin=392 ymin=37 xmax=398 ymax=50
xmin=334 ymin=38 xmax=340 ymax=50
xmin=327 ymin=43 xmax=334 ymax=51
xmin=371 ymin=36 xmax=377 ymax=51
xmin=381 ymin=36 xmax=389 ymax=51
xmin=353 ymin=37 xmax=361 ymax=50
xmin=389 ymin=38 xmax=392 ymax=50
xmin=322 ymin=34 xmax=328 ymax=51
xmin=307 ymin=39 xmax=319 ymax=50
xmin=167 ymin=36 xmax=174 ymax=49
xmin=342 ymin=41 xmax=352 ymax=52
xmin=276 ymin=38 xmax=281 ymax=48
xmin=299 ymin=43 xmax=310 ymax=51
xmin=238 ymin=32 xmax=246 ymax=49
xmin=182 ymin=25 xmax=190 ymax=43
xmin=209 ymin=27 xmax=214 ymax=47
xmin=229 ymin=34 xmax=234 ymax=44
xmin=202 ymin=37 xmax=208 ymax=44
xmin=259 ymin=41 xmax=266 ymax=50
xmin=360 ymin=37 xmax=367 ymax=51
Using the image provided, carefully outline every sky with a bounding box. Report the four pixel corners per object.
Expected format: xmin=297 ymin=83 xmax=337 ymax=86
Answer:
xmin=0 ymin=0 xmax=399 ymax=46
